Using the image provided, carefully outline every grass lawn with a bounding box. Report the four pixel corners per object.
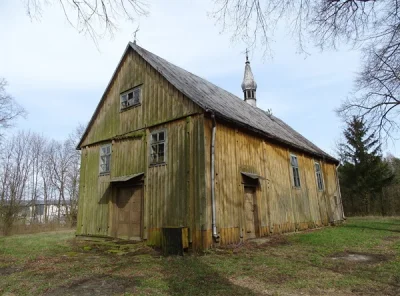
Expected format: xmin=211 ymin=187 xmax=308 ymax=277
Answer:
xmin=0 ymin=217 xmax=399 ymax=296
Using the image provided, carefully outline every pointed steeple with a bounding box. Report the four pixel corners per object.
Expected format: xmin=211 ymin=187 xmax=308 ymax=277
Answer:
xmin=241 ymin=49 xmax=257 ymax=107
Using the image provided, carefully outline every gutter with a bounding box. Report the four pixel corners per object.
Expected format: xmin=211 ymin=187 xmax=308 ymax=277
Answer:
xmin=208 ymin=109 xmax=220 ymax=242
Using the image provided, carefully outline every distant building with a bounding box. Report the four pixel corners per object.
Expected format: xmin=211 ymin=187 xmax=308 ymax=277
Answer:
xmin=76 ymin=43 xmax=344 ymax=249
xmin=19 ymin=200 xmax=71 ymax=224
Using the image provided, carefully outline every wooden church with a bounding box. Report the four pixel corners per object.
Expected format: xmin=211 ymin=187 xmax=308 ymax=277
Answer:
xmin=76 ymin=42 xmax=344 ymax=249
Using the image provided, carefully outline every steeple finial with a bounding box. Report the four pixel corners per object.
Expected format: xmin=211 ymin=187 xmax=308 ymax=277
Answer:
xmin=241 ymin=49 xmax=257 ymax=107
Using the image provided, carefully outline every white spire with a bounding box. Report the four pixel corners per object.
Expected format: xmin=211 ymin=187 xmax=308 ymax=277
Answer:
xmin=241 ymin=49 xmax=257 ymax=107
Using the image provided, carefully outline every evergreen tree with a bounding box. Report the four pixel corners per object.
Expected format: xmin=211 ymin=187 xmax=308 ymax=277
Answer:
xmin=338 ymin=117 xmax=393 ymax=216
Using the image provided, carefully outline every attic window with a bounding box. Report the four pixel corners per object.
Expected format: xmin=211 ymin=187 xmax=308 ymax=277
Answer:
xmin=290 ymin=154 xmax=301 ymax=188
xmin=99 ymin=144 xmax=111 ymax=175
xmin=314 ymin=162 xmax=324 ymax=191
xmin=120 ymin=86 xmax=141 ymax=110
xmin=150 ymin=130 xmax=167 ymax=165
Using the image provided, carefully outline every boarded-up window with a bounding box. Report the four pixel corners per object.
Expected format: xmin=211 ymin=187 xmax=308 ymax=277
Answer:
xmin=290 ymin=154 xmax=301 ymax=188
xmin=150 ymin=130 xmax=166 ymax=165
xmin=99 ymin=144 xmax=111 ymax=174
xmin=315 ymin=162 xmax=324 ymax=191
xmin=120 ymin=86 xmax=141 ymax=110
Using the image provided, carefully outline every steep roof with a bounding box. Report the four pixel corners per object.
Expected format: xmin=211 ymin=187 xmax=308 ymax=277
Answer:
xmin=78 ymin=42 xmax=338 ymax=164
xmin=130 ymin=43 xmax=337 ymax=163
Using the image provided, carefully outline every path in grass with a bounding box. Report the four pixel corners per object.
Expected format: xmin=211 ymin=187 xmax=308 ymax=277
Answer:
xmin=0 ymin=217 xmax=399 ymax=296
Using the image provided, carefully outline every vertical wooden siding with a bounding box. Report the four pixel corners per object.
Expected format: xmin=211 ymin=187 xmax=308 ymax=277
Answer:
xmin=77 ymin=115 xmax=207 ymax=249
xmin=146 ymin=115 xmax=206 ymax=250
xmin=76 ymin=145 xmax=110 ymax=236
xmin=80 ymin=49 xmax=201 ymax=147
xmin=204 ymin=118 xmax=343 ymax=248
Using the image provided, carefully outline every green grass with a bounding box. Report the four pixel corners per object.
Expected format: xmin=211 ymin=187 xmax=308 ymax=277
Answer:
xmin=0 ymin=217 xmax=399 ymax=295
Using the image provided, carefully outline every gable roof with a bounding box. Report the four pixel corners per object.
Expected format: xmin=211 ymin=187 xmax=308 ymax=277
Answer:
xmin=79 ymin=42 xmax=338 ymax=164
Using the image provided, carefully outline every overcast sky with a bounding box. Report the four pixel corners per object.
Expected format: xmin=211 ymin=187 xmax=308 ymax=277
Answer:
xmin=1 ymin=0 xmax=397 ymax=156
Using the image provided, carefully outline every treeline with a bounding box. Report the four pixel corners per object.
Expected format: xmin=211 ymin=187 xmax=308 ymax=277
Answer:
xmin=338 ymin=117 xmax=400 ymax=216
xmin=0 ymin=126 xmax=83 ymax=235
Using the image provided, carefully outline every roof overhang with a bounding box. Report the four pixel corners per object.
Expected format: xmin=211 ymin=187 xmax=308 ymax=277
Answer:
xmin=241 ymin=172 xmax=266 ymax=180
xmin=110 ymin=172 xmax=144 ymax=183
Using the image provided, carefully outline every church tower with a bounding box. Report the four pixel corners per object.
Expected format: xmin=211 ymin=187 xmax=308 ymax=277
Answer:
xmin=241 ymin=51 xmax=257 ymax=107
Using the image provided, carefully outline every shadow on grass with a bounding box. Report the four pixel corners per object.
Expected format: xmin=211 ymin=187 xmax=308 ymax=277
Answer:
xmin=161 ymin=256 xmax=257 ymax=296
xmin=344 ymin=224 xmax=400 ymax=233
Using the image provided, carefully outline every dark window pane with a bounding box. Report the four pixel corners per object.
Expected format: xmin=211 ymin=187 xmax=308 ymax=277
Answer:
xmin=128 ymin=92 xmax=133 ymax=100
xmin=158 ymin=132 xmax=165 ymax=141
xmin=151 ymin=134 xmax=158 ymax=143
xmin=158 ymin=143 xmax=164 ymax=154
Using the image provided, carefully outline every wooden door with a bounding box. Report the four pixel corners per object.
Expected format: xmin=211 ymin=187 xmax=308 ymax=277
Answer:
xmin=115 ymin=186 xmax=143 ymax=240
xmin=244 ymin=186 xmax=258 ymax=239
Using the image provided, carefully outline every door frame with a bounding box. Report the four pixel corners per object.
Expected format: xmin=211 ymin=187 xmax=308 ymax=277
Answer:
xmin=243 ymin=185 xmax=261 ymax=239
xmin=111 ymin=184 xmax=144 ymax=240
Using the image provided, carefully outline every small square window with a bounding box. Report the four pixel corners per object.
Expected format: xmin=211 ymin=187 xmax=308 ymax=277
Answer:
xmin=120 ymin=86 xmax=141 ymax=110
xmin=150 ymin=130 xmax=166 ymax=165
xmin=99 ymin=144 xmax=111 ymax=174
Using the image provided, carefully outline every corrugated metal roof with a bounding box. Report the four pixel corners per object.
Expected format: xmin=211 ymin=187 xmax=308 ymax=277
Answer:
xmin=130 ymin=43 xmax=338 ymax=163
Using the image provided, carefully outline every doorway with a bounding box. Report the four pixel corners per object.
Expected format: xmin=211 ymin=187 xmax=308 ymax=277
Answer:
xmin=114 ymin=185 xmax=143 ymax=240
xmin=244 ymin=186 xmax=259 ymax=239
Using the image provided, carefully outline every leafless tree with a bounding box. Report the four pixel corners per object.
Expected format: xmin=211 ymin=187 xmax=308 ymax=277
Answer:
xmin=23 ymin=0 xmax=148 ymax=43
xmin=64 ymin=123 xmax=85 ymax=226
xmin=0 ymin=132 xmax=33 ymax=235
xmin=213 ymin=0 xmax=400 ymax=141
xmin=0 ymin=78 xmax=26 ymax=135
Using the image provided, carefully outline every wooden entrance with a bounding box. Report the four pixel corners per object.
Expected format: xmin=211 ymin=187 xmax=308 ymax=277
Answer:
xmin=114 ymin=186 xmax=143 ymax=240
xmin=244 ymin=186 xmax=259 ymax=239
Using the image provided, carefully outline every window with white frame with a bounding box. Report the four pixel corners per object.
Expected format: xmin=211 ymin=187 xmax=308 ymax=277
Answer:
xmin=99 ymin=144 xmax=111 ymax=174
xmin=315 ymin=162 xmax=324 ymax=191
xmin=290 ymin=154 xmax=301 ymax=188
xmin=120 ymin=86 xmax=141 ymax=110
xmin=150 ymin=130 xmax=166 ymax=165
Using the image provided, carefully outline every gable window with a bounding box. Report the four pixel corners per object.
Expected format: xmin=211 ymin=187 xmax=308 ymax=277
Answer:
xmin=315 ymin=162 xmax=324 ymax=191
xmin=150 ymin=130 xmax=166 ymax=165
xmin=120 ymin=86 xmax=141 ymax=110
xmin=99 ymin=144 xmax=111 ymax=174
xmin=290 ymin=154 xmax=301 ymax=188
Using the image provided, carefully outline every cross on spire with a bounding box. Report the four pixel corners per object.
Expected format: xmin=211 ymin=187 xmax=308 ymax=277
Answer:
xmin=245 ymin=48 xmax=249 ymax=63
xmin=133 ymin=26 xmax=140 ymax=44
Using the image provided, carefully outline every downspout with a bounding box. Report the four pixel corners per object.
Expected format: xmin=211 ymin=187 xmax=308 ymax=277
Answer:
xmin=335 ymin=163 xmax=346 ymax=220
xmin=208 ymin=110 xmax=220 ymax=242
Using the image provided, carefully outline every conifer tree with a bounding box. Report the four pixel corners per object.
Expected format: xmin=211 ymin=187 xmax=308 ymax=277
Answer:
xmin=339 ymin=117 xmax=393 ymax=215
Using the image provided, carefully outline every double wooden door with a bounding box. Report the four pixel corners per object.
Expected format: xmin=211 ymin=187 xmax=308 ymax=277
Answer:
xmin=114 ymin=186 xmax=143 ymax=240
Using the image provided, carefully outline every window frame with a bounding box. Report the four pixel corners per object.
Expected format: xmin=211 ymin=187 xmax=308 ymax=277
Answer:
xmin=314 ymin=161 xmax=324 ymax=191
xmin=149 ymin=129 xmax=167 ymax=166
xmin=99 ymin=144 xmax=112 ymax=175
xmin=120 ymin=85 xmax=142 ymax=111
xmin=290 ymin=154 xmax=301 ymax=188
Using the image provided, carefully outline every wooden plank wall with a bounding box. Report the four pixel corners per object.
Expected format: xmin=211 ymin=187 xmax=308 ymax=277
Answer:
xmin=76 ymin=145 xmax=110 ymax=236
xmin=80 ymin=49 xmax=201 ymax=147
xmin=204 ymin=118 xmax=343 ymax=248
xmin=146 ymin=115 xmax=206 ymax=250
xmin=77 ymin=115 xmax=207 ymax=249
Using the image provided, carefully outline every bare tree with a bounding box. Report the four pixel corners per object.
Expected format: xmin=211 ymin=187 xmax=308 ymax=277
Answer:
xmin=0 ymin=132 xmax=33 ymax=235
xmin=0 ymin=78 xmax=26 ymax=134
xmin=213 ymin=0 xmax=400 ymax=140
xmin=64 ymin=124 xmax=85 ymax=226
xmin=23 ymin=0 xmax=148 ymax=43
